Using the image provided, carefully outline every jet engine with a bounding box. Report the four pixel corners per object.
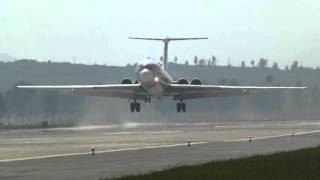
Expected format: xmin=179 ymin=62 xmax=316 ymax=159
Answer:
xmin=177 ymin=78 xmax=190 ymax=84
xmin=191 ymin=78 xmax=202 ymax=85
xmin=121 ymin=78 xmax=133 ymax=84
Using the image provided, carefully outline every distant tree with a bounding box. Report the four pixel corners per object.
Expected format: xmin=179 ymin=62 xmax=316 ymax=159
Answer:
xmin=199 ymin=59 xmax=206 ymax=66
xmin=194 ymin=56 xmax=198 ymax=65
xmin=291 ymin=60 xmax=298 ymax=70
xmin=185 ymin=60 xmax=189 ymax=66
xmin=241 ymin=61 xmax=246 ymax=68
xmin=207 ymin=59 xmax=211 ymax=66
xmin=174 ymin=56 xmax=178 ymax=63
xmin=211 ymin=56 xmax=217 ymax=65
xmin=265 ymin=74 xmax=275 ymax=84
xmin=16 ymin=59 xmax=38 ymax=63
xmin=258 ymin=58 xmax=268 ymax=68
xmin=250 ymin=60 xmax=255 ymax=67
xmin=285 ymin=65 xmax=289 ymax=71
xmin=272 ymin=62 xmax=279 ymax=70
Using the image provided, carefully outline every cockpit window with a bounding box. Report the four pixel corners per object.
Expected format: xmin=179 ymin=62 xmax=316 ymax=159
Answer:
xmin=135 ymin=59 xmax=161 ymax=73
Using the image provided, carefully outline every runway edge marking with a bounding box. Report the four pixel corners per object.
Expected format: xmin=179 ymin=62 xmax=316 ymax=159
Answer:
xmin=1 ymin=129 xmax=320 ymax=163
xmin=0 ymin=142 xmax=208 ymax=163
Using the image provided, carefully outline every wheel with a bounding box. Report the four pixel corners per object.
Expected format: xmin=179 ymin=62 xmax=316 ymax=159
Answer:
xmin=136 ymin=102 xmax=140 ymax=112
xmin=130 ymin=102 xmax=135 ymax=112
xmin=181 ymin=102 xmax=186 ymax=113
xmin=177 ymin=103 xmax=181 ymax=113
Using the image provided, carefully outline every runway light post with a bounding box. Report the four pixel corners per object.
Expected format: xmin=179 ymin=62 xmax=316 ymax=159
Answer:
xmin=91 ymin=147 xmax=95 ymax=156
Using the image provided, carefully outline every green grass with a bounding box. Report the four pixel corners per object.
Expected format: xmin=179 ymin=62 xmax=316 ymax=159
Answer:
xmin=106 ymin=146 xmax=320 ymax=180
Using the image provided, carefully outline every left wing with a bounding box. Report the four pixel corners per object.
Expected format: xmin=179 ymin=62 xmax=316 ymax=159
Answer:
xmin=17 ymin=84 xmax=147 ymax=100
xmin=167 ymin=84 xmax=307 ymax=100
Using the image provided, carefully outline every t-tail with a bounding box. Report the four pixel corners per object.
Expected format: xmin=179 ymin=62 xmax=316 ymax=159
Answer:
xmin=128 ymin=37 xmax=208 ymax=71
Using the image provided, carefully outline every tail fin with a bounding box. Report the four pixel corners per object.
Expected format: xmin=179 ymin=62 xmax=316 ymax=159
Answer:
xmin=129 ymin=37 xmax=208 ymax=70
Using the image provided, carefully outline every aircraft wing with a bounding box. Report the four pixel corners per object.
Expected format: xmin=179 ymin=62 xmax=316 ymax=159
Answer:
xmin=16 ymin=84 xmax=147 ymax=99
xmin=167 ymin=84 xmax=307 ymax=100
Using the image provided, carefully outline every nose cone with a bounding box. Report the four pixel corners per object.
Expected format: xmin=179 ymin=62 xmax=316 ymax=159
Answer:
xmin=139 ymin=68 xmax=154 ymax=83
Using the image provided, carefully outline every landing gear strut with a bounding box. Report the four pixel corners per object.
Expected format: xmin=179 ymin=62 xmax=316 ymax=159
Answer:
xmin=144 ymin=97 xmax=151 ymax=103
xmin=177 ymin=100 xmax=186 ymax=113
xmin=130 ymin=101 xmax=140 ymax=112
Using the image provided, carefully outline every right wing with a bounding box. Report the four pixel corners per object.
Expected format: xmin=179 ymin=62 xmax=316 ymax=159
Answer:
xmin=16 ymin=84 xmax=147 ymax=100
xmin=167 ymin=84 xmax=307 ymax=100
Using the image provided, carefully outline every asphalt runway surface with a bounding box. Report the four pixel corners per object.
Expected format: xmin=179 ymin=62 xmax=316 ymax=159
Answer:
xmin=1 ymin=120 xmax=320 ymax=180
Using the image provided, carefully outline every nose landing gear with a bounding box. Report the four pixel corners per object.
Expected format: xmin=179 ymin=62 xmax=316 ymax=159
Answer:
xmin=177 ymin=100 xmax=186 ymax=113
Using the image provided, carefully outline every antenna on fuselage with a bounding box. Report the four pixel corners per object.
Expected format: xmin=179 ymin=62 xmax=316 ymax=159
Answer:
xmin=128 ymin=37 xmax=208 ymax=71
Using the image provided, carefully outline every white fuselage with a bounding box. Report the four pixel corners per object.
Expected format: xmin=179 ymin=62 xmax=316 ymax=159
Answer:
xmin=136 ymin=62 xmax=173 ymax=97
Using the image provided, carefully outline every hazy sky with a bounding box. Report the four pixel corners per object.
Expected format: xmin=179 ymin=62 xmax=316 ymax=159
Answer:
xmin=0 ymin=0 xmax=319 ymax=67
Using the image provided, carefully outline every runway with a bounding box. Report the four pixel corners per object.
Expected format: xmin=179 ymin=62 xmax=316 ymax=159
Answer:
xmin=1 ymin=120 xmax=320 ymax=180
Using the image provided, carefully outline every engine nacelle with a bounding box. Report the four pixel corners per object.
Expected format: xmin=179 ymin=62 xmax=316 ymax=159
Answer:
xmin=191 ymin=78 xmax=202 ymax=85
xmin=177 ymin=78 xmax=190 ymax=84
xmin=121 ymin=78 xmax=133 ymax=84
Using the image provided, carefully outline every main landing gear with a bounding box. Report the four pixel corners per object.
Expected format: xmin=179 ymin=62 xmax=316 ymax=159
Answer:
xmin=177 ymin=100 xmax=186 ymax=113
xmin=130 ymin=101 xmax=140 ymax=112
xmin=144 ymin=97 xmax=151 ymax=103
xmin=130 ymin=97 xmax=150 ymax=112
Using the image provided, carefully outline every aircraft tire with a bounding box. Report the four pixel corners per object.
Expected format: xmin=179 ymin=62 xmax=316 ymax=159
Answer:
xmin=177 ymin=103 xmax=181 ymax=113
xmin=130 ymin=102 xmax=135 ymax=112
xmin=136 ymin=102 xmax=141 ymax=112
xmin=181 ymin=103 xmax=186 ymax=113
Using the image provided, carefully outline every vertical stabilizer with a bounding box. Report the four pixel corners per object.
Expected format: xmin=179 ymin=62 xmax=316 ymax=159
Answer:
xmin=128 ymin=37 xmax=208 ymax=71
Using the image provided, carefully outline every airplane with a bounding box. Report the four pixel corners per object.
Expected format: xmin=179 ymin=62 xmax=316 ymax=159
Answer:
xmin=17 ymin=37 xmax=307 ymax=113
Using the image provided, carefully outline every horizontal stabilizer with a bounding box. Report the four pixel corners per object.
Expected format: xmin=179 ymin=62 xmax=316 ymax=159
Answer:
xmin=128 ymin=37 xmax=208 ymax=42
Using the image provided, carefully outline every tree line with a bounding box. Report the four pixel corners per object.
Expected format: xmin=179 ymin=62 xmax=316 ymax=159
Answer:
xmin=0 ymin=81 xmax=84 ymax=128
xmin=164 ymin=56 xmax=319 ymax=71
